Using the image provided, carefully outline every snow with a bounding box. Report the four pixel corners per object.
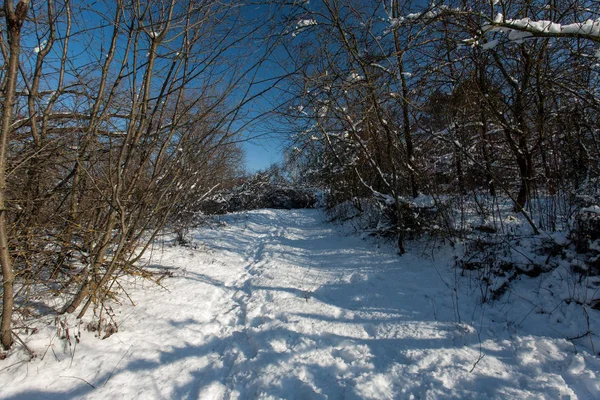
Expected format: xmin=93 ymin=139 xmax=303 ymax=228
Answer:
xmin=34 ymin=40 xmax=47 ymax=54
xmin=347 ymin=72 xmax=364 ymax=83
xmin=581 ymin=205 xmax=600 ymax=214
xmin=2 ymin=209 xmax=599 ymax=399
xmin=388 ymin=6 xmax=452 ymax=30
xmin=296 ymin=19 xmax=317 ymax=28
xmin=481 ymin=39 xmax=499 ymax=50
xmin=293 ymin=19 xmax=317 ymax=36
xmin=485 ymin=17 xmax=600 ymax=41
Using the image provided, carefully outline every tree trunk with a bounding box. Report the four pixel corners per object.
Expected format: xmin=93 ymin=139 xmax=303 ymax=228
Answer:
xmin=477 ymin=63 xmax=496 ymax=197
xmin=1 ymin=0 xmax=30 ymax=350
xmin=62 ymin=213 xmax=117 ymax=315
xmin=481 ymin=117 xmax=496 ymax=197
xmin=514 ymin=152 xmax=534 ymax=212
xmin=392 ymin=0 xmax=418 ymax=199
xmin=455 ymin=149 xmax=466 ymax=195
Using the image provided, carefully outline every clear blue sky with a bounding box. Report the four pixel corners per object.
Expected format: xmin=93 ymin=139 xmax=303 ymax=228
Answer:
xmin=232 ymin=2 xmax=299 ymax=173
xmin=243 ymin=139 xmax=284 ymax=172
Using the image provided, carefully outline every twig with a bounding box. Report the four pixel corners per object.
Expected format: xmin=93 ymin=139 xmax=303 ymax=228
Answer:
xmin=51 ymin=346 xmax=60 ymax=362
xmin=469 ymin=349 xmax=484 ymax=373
xmin=469 ymin=330 xmax=485 ymax=373
xmin=42 ymin=333 xmax=58 ymax=360
xmin=517 ymin=304 xmax=538 ymax=327
xmin=60 ymin=375 xmax=96 ymax=389
xmin=115 ymin=280 xmax=136 ymax=306
xmin=567 ymin=330 xmax=592 ymax=341
xmin=12 ymin=332 xmax=35 ymax=359
xmin=69 ymin=334 xmax=77 ymax=368
xmin=0 ymin=360 xmax=27 ymax=372
xmin=103 ymin=344 xmax=132 ymax=387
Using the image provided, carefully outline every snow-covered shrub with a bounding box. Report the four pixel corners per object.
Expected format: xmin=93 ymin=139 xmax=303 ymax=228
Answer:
xmin=572 ymin=204 xmax=600 ymax=252
xmin=567 ymin=195 xmax=600 ymax=276
xmin=324 ymin=195 xmax=444 ymax=242
xmin=261 ymin=187 xmax=317 ymax=209
xmin=197 ymin=167 xmax=318 ymax=214
xmin=458 ymin=235 xmax=553 ymax=302
xmin=197 ymin=195 xmax=229 ymax=215
xmin=458 ymin=218 xmax=600 ymax=308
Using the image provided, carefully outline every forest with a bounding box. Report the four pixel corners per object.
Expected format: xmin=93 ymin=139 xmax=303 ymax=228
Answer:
xmin=1 ymin=1 xmax=599 ymax=398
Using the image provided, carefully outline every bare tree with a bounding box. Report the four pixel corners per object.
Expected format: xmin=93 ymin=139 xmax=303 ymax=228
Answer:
xmin=1 ymin=0 xmax=30 ymax=350
xmin=0 ymin=0 xmax=284 ymax=343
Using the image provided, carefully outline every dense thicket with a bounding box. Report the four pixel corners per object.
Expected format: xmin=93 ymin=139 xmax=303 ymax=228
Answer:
xmin=279 ymin=0 xmax=600 ymax=243
xmin=0 ymin=0 xmax=277 ymax=349
xmin=196 ymin=165 xmax=317 ymax=215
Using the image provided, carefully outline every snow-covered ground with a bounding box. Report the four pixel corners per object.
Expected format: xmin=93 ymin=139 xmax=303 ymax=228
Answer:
xmin=1 ymin=209 xmax=599 ymax=399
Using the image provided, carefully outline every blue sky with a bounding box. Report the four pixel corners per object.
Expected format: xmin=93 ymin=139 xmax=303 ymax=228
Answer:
xmin=231 ymin=2 xmax=302 ymax=173
xmin=22 ymin=1 xmax=293 ymax=174
xmin=243 ymin=139 xmax=284 ymax=172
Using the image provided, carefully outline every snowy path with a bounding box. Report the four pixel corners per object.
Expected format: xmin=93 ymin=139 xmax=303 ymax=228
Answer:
xmin=2 ymin=209 xmax=599 ymax=399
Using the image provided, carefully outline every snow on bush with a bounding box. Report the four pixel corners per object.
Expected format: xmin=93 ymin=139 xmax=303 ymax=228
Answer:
xmin=198 ymin=169 xmax=318 ymax=215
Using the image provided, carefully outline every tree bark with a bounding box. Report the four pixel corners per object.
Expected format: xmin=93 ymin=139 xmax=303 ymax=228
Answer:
xmin=514 ymin=151 xmax=534 ymax=212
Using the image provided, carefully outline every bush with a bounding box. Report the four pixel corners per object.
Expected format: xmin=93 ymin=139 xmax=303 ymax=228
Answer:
xmin=197 ymin=167 xmax=317 ymax=214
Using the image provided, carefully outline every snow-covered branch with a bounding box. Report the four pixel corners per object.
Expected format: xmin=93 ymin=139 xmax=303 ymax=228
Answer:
xmin=483 ymin=15 xmax=600 ymax=44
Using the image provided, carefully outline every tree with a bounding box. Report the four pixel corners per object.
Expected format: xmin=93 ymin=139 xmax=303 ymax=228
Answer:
xmin=1 ymin=0 xmax=31 ymax=350
xmin=1 ymin=0 xmax=282 ymax=343
xmin=278 ymin=0 xmax=600 ymax=239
